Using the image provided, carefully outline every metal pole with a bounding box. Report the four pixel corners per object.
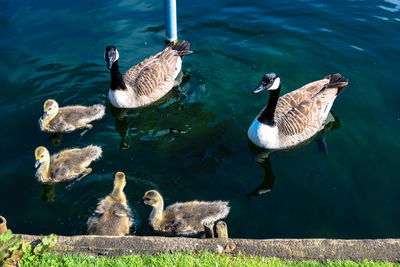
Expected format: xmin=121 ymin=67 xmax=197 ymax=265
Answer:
xmin=165 ymin=0 xmax=178 ymax=44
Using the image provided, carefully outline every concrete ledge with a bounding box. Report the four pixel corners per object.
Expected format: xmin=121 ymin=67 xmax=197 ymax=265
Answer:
xmin=18 ymin=235 xmax=400 ymax=262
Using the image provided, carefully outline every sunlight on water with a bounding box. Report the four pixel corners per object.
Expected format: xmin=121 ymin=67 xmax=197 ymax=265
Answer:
xmin=0 ymin=0 xmax=399 ymax=239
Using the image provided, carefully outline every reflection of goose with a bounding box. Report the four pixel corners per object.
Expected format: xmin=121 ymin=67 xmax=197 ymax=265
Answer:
xmin=246 ymin=146 xmax=275 ymax=198
xmin=110 ymin=105 xmax=132 ymax=149
xmin=316 ymin=112 xmax=341 ymax=154
xmin=41 ymin=184 xmax=55 ymax=202
xmin=248 ymin=73 xmax=348 ymax=150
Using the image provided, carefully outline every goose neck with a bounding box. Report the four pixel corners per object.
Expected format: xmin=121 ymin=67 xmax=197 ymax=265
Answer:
xmin=38 ymin=160 xmax=51 ymax=183
xmin=258 ymin=86 xmax=281 ymax=126
xmin=111 ymin=187 xmax=126 ymax=203
xmin=150 ymin=199 xmax=164 ymax=225
xmin=110 ymin=61 xmax=127 ymax=91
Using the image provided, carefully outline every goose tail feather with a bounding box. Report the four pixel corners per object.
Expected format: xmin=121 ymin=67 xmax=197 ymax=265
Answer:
xmin=172 ymin=40 xmax=193 ymax=58
xmin=325 ymin=73 xmax=348 ymax=95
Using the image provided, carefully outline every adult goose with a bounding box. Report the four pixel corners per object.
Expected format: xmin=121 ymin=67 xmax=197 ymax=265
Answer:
xmin=105 ymin=41 xmax=192 ymax=108
xmin=248 ymin=73 xmax=348 ymax=150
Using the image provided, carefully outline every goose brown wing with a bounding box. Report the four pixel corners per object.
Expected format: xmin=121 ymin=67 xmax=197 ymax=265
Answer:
xmin=123 ymin=50 xmax=163 ymax=82
xmin=275 ymin=78 xmax=329 ymax=119
xmin=276 ymin=88 xmax=338 ymax=137
xmin=124 ymin=48 xmax=176 ymax=96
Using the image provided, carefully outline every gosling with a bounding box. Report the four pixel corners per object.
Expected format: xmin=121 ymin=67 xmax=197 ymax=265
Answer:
xmin=34 ymin=145 xmax=102 ymax=184
xmin=38 ymin=99 xmax=105 ymax=135
xmin=87 ymin=172 xmax=133 ymax=236
xmin=215 ymin=221 xmax=228 ymax=239
xmin=141 ymin=190 xmax=230 ymax=237
xmin=204 ymin=220 xmax=229 ymax=239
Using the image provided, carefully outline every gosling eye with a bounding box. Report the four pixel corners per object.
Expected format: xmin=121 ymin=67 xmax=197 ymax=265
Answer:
xmin=144 ymin=198 xmax=150 ymax=201
xmin=40 ymin=155 xmax=44 ymax=158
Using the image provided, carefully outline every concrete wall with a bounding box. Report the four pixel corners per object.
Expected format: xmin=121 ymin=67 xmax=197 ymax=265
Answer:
xmin=19 ymin=234 xmax=400 ymax=262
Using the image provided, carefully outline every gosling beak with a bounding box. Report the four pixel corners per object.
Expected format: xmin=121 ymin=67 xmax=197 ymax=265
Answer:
xmin=34 ymin=160 xmax=41 ymax=168
xmin=136 ymin=200 xmax=145 ymax=205
xmin=252 ymin=82 xmax=265 ymax=94
xmin=107 ymin=59 xmax=113 ymax=70
xmin=42 ymin=112 xmax=49 ymax=119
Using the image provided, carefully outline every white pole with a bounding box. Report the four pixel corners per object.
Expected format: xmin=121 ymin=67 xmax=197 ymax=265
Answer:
xmin=165 ymin=0 xmax=178 ymax=44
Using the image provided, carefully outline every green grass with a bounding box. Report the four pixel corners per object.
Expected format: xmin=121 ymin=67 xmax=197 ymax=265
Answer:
xmin=31 ymin=252 xmax=399 ymax=267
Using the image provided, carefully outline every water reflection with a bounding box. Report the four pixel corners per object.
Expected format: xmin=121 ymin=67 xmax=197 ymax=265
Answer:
xmin=48 ymin=133 xmax=64 ymax=147
xmin=109 ymin=72 xmax=190 ymax=149
xmin=316 ymin=112 xmax=341 ymax=154
xmin=247 ymin=156 xmax=275 ymax=198
xmin=41 ymin=184 xmax=55 ymax=202
xmin=110 ymin=106 xmax=133 ymax=149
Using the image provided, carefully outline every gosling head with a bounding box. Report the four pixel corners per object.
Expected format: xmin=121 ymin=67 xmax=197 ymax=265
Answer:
xmin=105 ymin=46 xmax=119 ymax=70
xmin=141 ymin=190 xmax=162 ymax=207
xmin=34 ymin=146 xmax=50 ymax=168
xmin=114 ymin=171 xmax=126 ymax=190
xmin=252 ymin=72 xmax=281 ymax=94
xmin=42 ymin=99 xmax=59 ymax=119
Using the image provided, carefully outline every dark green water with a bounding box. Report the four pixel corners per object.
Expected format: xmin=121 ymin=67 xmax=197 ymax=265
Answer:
xmin=0 ymin=0 xmax=399 ymax=238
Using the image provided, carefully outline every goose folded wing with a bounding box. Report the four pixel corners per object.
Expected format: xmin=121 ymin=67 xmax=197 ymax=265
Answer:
xmin=277 ymin=99 xmax=315 ymax=136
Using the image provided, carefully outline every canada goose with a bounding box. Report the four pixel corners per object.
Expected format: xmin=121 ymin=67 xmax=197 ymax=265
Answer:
xmin=34 ymin=145 xmax=102 ymax=184
xmin=105 ymin=41 xmax=192 ymax=108
xmin=140 ymin=190 xmax=230 ymax=236
xmin=248 ymin=73 xmax=348 ymax=150
xmin=38 ymin=99 xmax=105 ymax=135
xmin=87 ymin=172 xmax=133 ymax=236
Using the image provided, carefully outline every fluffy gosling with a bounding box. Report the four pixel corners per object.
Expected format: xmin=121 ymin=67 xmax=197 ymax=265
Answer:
xmin=140 ymin=190 xmax=230 ymax=237
xmin=204 ymin=220 xmax=229 ymax=238
xmin=34 ymin=145 xmax=102 ymax=184
xmin=87 ymin=172 xmax=133 ymax=236
xmin=38 ymin=99 xmax=105 ymax=135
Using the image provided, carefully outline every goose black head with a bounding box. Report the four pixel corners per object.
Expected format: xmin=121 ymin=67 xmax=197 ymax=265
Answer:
xmin=252 ymin=73 xmax=281 ymax=94
xmin=105 ymin=46 xmax=119 ymax=70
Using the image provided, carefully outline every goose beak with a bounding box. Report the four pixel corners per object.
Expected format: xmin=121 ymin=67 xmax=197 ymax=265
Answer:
xmin=252 ymin=83 xmax=265 ymax=94
xmin=42 ymin=112 xmax=49 ymax=119
xmin=136 ymin=200 xmax=145 ymax=205
xmin=34 ymin=160 xmax=41 ymax=168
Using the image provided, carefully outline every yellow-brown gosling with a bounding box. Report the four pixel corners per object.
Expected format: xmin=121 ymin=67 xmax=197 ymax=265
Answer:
xmin=203 ymin=221 xmax=228 ymax=238
xmin=215 ymin=221 xmax=228 ymax=239
xmin=87 ymin=172 xmax=133 ymax=236
xmin=105 ymin=41 xmax=192 ymax=108
xmin=38 ymin=99 xmax=105 ymax=135
xmin=34 ymin=145 xmax=102 ymax=184
xmin=141 ymin=190 xmax=230 ymax=237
